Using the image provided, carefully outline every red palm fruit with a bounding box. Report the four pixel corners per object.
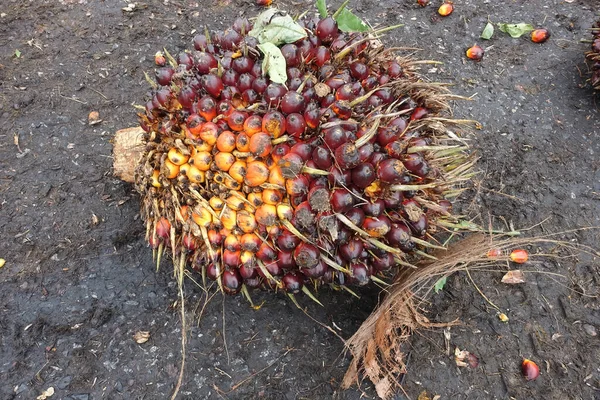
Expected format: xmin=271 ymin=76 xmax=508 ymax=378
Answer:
xmin=264 ymin=83 xmax=287 ymax=106
xmin=186 ymin=114 xmax=204 ymax=137
xmin=232 ymin=56 xmax=255 ymax=74
xmin=281 ymin=91 xmax=306 ymax=114
xmin=239 ymin=261 xmax=257 ymax=280
xmin=223 ymin=249 xmax=241 ymax=268
xmin=328 ymin=166 xmax=352 ymax=186
xmin=466 ymin=44 xmax=484 ymax=61
xmin=201 ymin=73 xmax=223 ymax=98
xmin=206 ymin=262 xmax=219 ymax=281
xmin=155 ymin=67 xmax=174 ymax=86
xmin=277 ymin=250 xmax=297 ymax=270
xmin=281 ymin=43 xmax=300 ymax=67
xmin=330 ymin=188 xmax=355 ymax=213
xmin=155 ymin=217 xmax=171 ymax=240
xmin=383 ymin=190 xmax=403 ymax=208
xmin=271 ymin=143 xmax=290 ymax=163
xmin=242 ymin=89 xmax=259 ymax=106
xmin=312 ymin=146 xmax=333 ymax=169
xmin=303 ymin=260 xmax=327 ymax=278
xmin=376 ymin=127 xmax=399 ymax=147
xmin=290 ymin=142 xmax=313 ymax=160
xmin=277 ymin=230 xmax=301 ymax=253
xmin=386 ymin=223 xmax=416 ymax=253
xmin=307 ymin=186 xmax=330 ymax=212
xmin=362 ymin=199 xmax=385 ymax=217
xmin=240 ymin=233 xmax=261 ymax=252
xmin=316 ymin=16 xmax=339 ymax=43
xmin=323 ymin=126 xmax=348 ymax=149
xmin=286 ymin=113 xmax=307 ymax=137
xmin=222 ymin=69 xmax=239 ymax=86
xmin=252 ymin=77 xmax=269 ymax=94
xmin=363 ymin=216 xmax=392 ymax=238
xmin=303 ymin=104 xmax=320 ymax=129
xmin=350 ymin=61 xmax=369 ymax=80
xmin=262 ymin=110 xmax=286 ymax=138
xmin=351 ymin=163 xmax=376 ymax=189
xmin=197 ymin=96 xmax=217 ymax=121
xmin=217 ymin=100 xmax=234 ymax=118
xmin=339 ymin=238 xmax=364 ymax=262
xmin=531 ymin=28 xmax=550 ymax=43
xmin=294 ymin=201 xmax=315 ymax=228
xmin=248 ymin=132 xmax=273 ymax=158
xmin=384 ymin=140 xmax=407 ymax=158
xmin=314 ymin=46 xmax=332 ymax=67
xmin=256 ymin=241 xmax=277 ymax=262
xmin=293 ymin=242 xmax=320 ymax=269
xmin=377 ymin=159 xmax=407 ymax=183
xmin=233 ymin=17 xmax=252 ymax=34
xmin=278 ymin=152 xmax=304 ymax=178
xmin=282 ymin=272 xmax=304 ymax=293
xmin=349 ymin=262 xmax=370 ymax=286
xmin=373 ymin=252 xmax=395 ymax=271
xmin=237 ymin=73 xmax=254 ymax=92
xmin=357 ymin=143 xmax=374 ymax=163
xmin=207 ymin=229 xmax=224 ymax=248
xmin=403 ymin=153 xmax=431 ymax=178
xmin=195 ymin=51 xmax=218 ymax=74
xmin=193 ymin=34 xmax=208 ymax=51
xmin=346 ymin=208 xmax=366 ymax=228
xmin=522 ymin=359 xmax=540 ymax=380
xmin=335 ymin=142 xmax=360 ymax=169
xmin=182 ymin=233 xmax=198 ymax=252
xmin=332 ymin=101 xmax=352 ymax=120
xmin=221 ymin=269 xmax=243 ymax=295
xmin=264 ymin=260 xmax=283 ymax=277
xmin=285 ymin=175 xmax=310 ymax=196
xmin=410 ymin=107 xmax=429 ymax=121
xmin=227 ymin=110 xmax=248 ymax=132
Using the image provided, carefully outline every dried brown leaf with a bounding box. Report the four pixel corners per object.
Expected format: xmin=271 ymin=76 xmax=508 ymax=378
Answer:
xmin=134 ymin=331 xmax=150 ymax=344
xmin=501 ymin=269 xmax=525 ymax=284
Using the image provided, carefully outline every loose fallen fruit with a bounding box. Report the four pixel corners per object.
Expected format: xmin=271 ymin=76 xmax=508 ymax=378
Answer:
xmin=438 ymin=1 xmax=454 ymax=16
xmin=417 ymin=0 xmax=429 ymax=6
xmin=486 ymin=248 xmax=503 ymax=258
xmin=530 ymin=28 xmax=550 ymax=43
xmin=466 ymin=44 xmax=484 ymax=61
xmin=522 ymin=358 xmax=540 ymax=380
xmin=510 ymin=249 xmax=529 ymax=264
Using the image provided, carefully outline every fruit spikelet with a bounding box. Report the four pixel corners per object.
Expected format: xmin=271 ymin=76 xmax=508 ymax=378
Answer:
xmin=134 ymin=9 xmax=475 ymax=299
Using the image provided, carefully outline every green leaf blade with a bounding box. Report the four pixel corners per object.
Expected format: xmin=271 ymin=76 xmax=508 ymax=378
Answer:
xmin=480 ymin=22 xmax=494 ymax=40
xmin=434 ymin=276 xmax=447 ymax=293
xmin=316 ymin=0 xmax=327 ymax=18
xmin=249 ymin=10 xmax=307 ymax=45
xmin=497 ymin=22 xmax=534 ymax=38
xmin=257 ymin=42 xmax=287 ymax=84
xmin=335 ymin=8 xmax=368 ymax=33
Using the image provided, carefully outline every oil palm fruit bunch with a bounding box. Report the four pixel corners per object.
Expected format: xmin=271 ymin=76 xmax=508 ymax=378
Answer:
xmin=587 ymin=21 xmax=600 ymax=90
xmin=135 ymin=4 xmax=474 ymax=303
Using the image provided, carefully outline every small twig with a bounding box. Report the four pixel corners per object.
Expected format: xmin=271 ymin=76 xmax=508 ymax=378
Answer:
xmin=222 ymin=296 xmax=230 ymax=365
xmin=465 ymin=269 xmax=501 ymax=313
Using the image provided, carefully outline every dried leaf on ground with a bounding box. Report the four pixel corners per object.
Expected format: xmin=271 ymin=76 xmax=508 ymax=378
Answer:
xmin=501 ymin=269 xmax=525 ymax=284
xmin=134 ymin=331 xmax=150 ymax=344
xmin=36 ymin=387 xmax=54 ymax=400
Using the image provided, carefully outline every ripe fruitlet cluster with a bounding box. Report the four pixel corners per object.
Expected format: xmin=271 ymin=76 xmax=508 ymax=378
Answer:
xmin=586 ymin=22 xmax=600 ymax=90
xmin=135 ymin=9 xmax=473 ymax=300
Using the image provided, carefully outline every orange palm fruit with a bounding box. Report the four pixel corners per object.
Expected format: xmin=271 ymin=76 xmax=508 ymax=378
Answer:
xmin=438 ymin=1 xmax=453 ymax=16
xmin=276 ymin=203 xmax=293 ymax=220
xmin=216 ymin=130 xmax=237 ymax=152
xmin=466 ymin=44 xmax=484 ymax=61
xmin=240 ymin=232 xmax=261 ymax=251
xmin=236 ymin=131 xmax=251 ymax=152
xmin=223 ymin=175 xmax=242 ymax=190
xmin=214 ymin=152 xmax=236 ymax=172
xmin=179 ymin=163 xmax=190 ymax=177
xmin=167 ymin=147 xmax=189 ymax=166
xmin=248 ymin=132 xmax=273 ymax=158
xmin=209 ymin=196 xmax=225 ymax=211
xmin=236 ymin=210 xmax=258 ymax=233
xmin=191 ymin=151 xmax=212 ymax=171
xmin=268 ymin=166 xmax=286 ymax=187
xmin=192 ymin=206 xmax=212 ymax=228
xmin=163 ymin=159 xmax=179 ymax=179
xmin=243 ymin=115 xmax=263 ymax=136
xmin=247 ymin=192 xmax=263 ymax=207
xmin=245 ymin=161 xmax=269 ymax=187
xmin=176 ymin=205 xmax=190 ymax=223
xmin=220 ymin=207 xmax=237 ymax=230
xmin=186 ymin=165 xmax=206 ymax=183
xmin=510 ymin=249 xmax=528 ymax=264
xmin=531 ymin=28 xmax=550 ymax=43
xmin=224 ymin=234 xmax=240 ymax=251
xmin=198 ymin=122 xmax=219 ymax=145
xmin=155 ymin=217 xmax=171 ymax=240
xmin=255 ymin=204 xmax=277 ymax=226
xmin=151 ymin=170 xmax=162 ymax=188
xmin=226 ymin=193 xmax=245 ymax=211
xmin=262 ymin=188 xmax=283 ymax=205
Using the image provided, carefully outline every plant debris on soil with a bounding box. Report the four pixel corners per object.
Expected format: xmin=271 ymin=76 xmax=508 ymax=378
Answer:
xmin=0 ymin=1 xmax=599 ymax=400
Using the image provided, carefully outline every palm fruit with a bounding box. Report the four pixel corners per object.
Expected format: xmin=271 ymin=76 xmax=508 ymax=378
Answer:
xmin=586 ymin=21 xmax=600 ymax=90
xmin=134 ymin=8 xmax=474 ymax=300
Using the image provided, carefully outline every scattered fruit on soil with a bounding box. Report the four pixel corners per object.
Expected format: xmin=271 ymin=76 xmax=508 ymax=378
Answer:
xmin=522 ymin=359 xmax=540 ymax=380
xmin=510 ymin=249 xmax=528 ymax=264
xmin=466 ymin=44 xmax=484 ymax=61
xmin=531 ymin=28 xmax=550 ymax=43
xmin=438 ymin=1 xmax=454 ymax=16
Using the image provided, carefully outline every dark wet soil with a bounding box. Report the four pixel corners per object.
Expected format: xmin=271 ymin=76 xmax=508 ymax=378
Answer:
xmin=1 ymin=1 xmax=599 ymax=399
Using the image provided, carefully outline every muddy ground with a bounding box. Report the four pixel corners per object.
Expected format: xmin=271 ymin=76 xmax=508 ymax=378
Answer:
xmin=1 ymin=0 xmax=599 ymax=399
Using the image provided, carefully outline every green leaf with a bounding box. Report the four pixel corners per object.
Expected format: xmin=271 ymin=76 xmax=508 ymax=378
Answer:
xmin=497 ymin=23 xmax=534 ymax=38
xmin=434 ymin=276 xmax=447 ymax=293
xmin=249 ymin=9 xmax=307 ymax=46
xmin=480 ymin=22 xmax=494 ymax=40
xmin=257 ymin=42 xmax=287 ymax=84
xmin=14 ymin=49 xmax=21 ymax=58
xmin=316 ymin=0 xmax=327 ymax=18
xmin=335 ymin=8 xmax=368 ymax=32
